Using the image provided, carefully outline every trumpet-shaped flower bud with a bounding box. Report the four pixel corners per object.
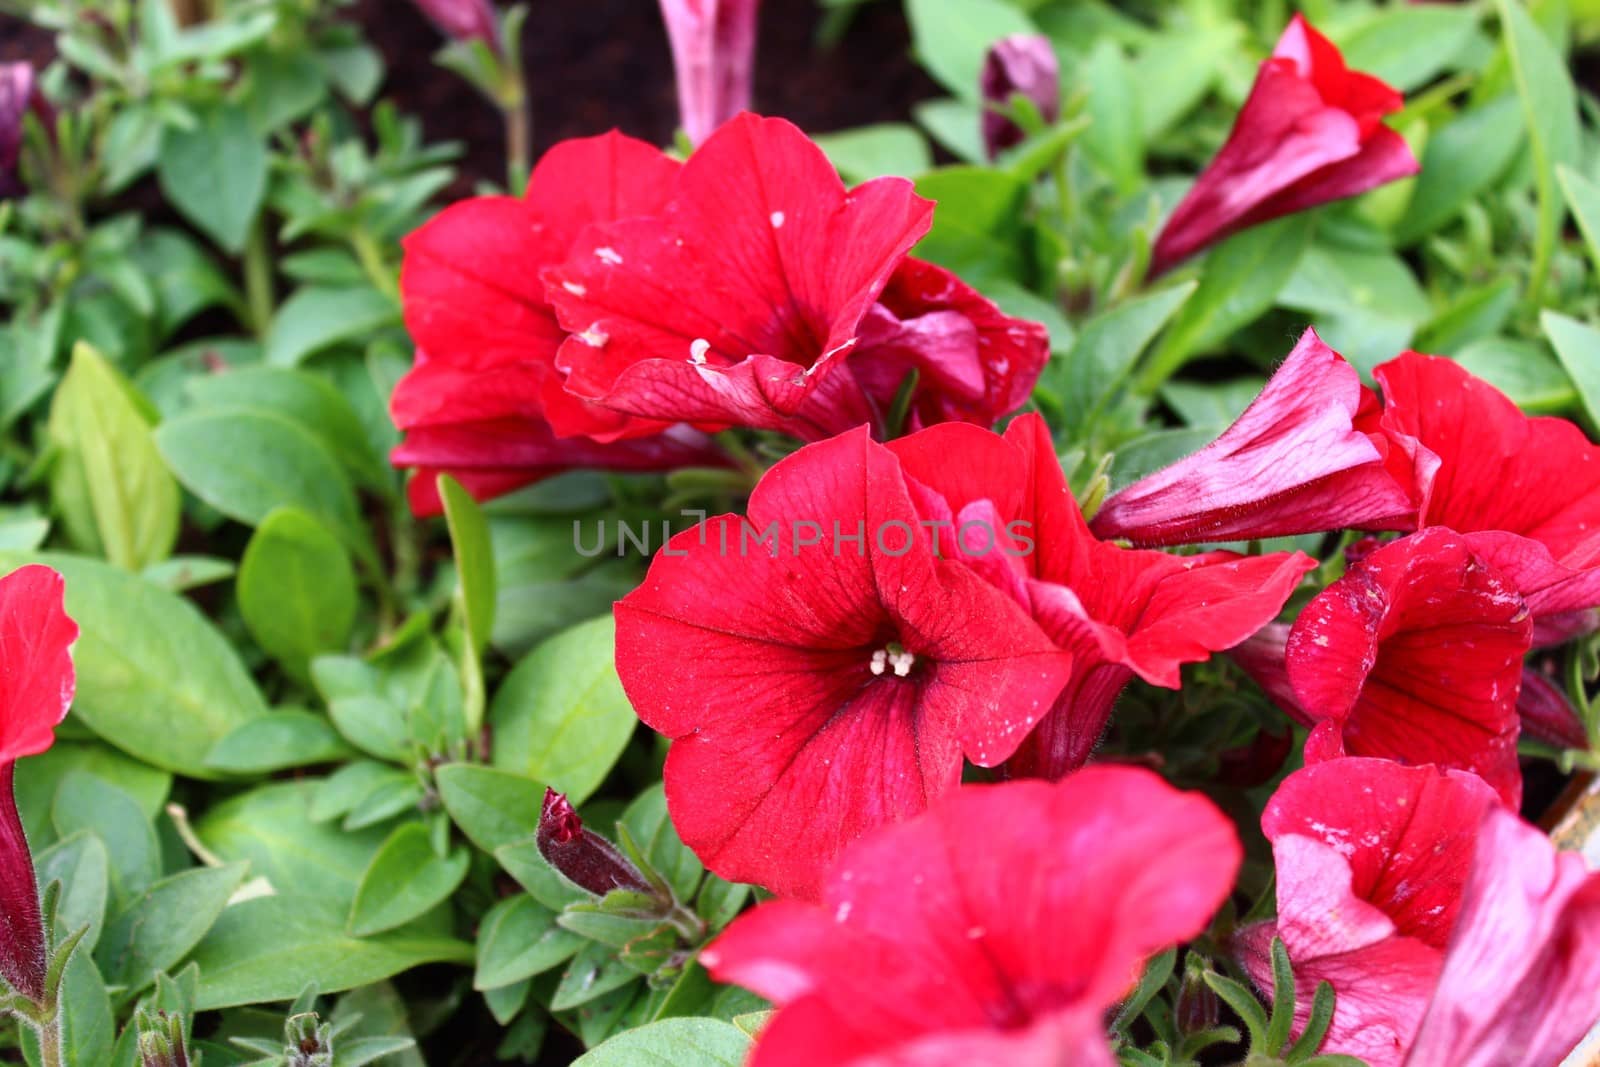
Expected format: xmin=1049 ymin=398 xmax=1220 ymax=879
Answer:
xmin=980 ymin=34 xmax=1060 ymax=159
xmin=536 ymin=789 xmax=652 ymax=897
xmin=658 ymin=0 xmax=760 ymax=146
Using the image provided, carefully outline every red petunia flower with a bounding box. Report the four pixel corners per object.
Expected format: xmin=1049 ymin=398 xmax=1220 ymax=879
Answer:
xmin=0 ymin=565 xmax=77 ymax=1004
xmin=391 ymin=130 xmax=726 ymax=515
xmin=1287 ymin=528 xmax=1531 ymax=807
xmin=658 ymin=0 xmax=761 ymax=147
xmin=980 ymin=34 xmax=1061 ymax=160
xmin=1374 ymin=351 xmax=1600 ymax=643
xmin=1237 ymin=759 xmax=1498 ymax=1067
xmin=1150 ymin=15 xmax=1418 ymax=276
xmin=545 ymin=114 xmax=1047 ymax=440
xmin=851 ymin=257 xmax=1049 ymax=434
xmin=702 ymin=767 xmax=1242 ymax=1067
xmin=887 ymin=414 xmax=1314 ymax=778
xmin=613 ymin=427 xmax=1075 ymax=900
xmin=1091 ymin=329 xmax=1418 ymax=547
xmin=1404 ymin=806 xmax=1600 ymax=1067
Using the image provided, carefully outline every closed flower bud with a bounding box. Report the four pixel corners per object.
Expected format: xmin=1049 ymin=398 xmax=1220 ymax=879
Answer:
xmin=537 ymin=789 xmax=653 ymax=897
xmin=1176 ymin=962 xmax=1220 ymax=1034
xmin=409 ymin=0 xmax=498 ymax=51
xmin=980 ymin=34 xmax=1060 ymax=160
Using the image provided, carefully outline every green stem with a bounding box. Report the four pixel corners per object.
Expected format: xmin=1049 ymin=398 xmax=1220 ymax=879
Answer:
xmin=503 ymin=94 xmax=531 ymax=193
xmin=37 ymin=1013 xmax=62 ymax=1067
xmin=351 ymin=229 xmax=399 ymax=303
xmin=243 ymin=220 xmax=274 ymax=337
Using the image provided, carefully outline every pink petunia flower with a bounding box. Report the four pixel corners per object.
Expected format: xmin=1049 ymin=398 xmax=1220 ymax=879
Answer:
xmin=1091 ymin=329 xmax=1418 ymax=547
xmin=703 ymin=767 xmax=1242 ymax=1067
xmin=658 ymin=0 xmax=760 ymax=146
xmin=1150 ymin=15 xmax=1418 ymax=275
xmin=1238 ymin=758 xmax=1499 ymax=1067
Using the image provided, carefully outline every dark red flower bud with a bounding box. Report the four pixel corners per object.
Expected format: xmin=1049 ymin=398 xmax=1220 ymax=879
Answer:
xmin=1216 ymin=721 xmax=1293 ymax=789
xmin=980 ymin=34 xmax=1060 ymax=160
xmin=0 ymin=764 xmax=46 ymax=1003
xmin=536 ymin=789 xmax=652 ymax=897
xmin=1176 ymin=962 xmax=1220 ymax=1034
xmin=1517 ymin=666 xmax=1590 ymax=751
xmin=409 ymin=0 xmax=498 ymax=50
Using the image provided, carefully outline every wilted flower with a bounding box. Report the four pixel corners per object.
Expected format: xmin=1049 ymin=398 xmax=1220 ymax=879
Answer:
xmin=0 ymin=565 xmax=78 ymax=1004
xmin=658 ymin=0 xmax=760 ymax=146
xmin=980 ymin=34 xmax=1060 ymax=160
xmin=1150 ymin=15 xmax=1418 ymax=275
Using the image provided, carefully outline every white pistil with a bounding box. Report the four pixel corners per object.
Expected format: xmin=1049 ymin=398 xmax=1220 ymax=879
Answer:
xmin=690 ymin=338 xmax=711 ymax=364
xmin=770 ymin=211 xmax=785 ymax=228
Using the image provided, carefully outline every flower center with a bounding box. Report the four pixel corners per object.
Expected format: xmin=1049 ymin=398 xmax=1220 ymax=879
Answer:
xmin=869 ymin=642 xmax=917 ymax=678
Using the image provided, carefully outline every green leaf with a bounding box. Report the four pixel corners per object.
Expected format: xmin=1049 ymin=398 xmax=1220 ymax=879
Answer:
xmin=1558 ymin=165 xmax=1600 ymax=279
xmin=141 ymin=554 xmax=236 ymax=592
xmin=1339 ymin=5 xmax=1479 ymax=91
xmin=1456 ymin=337 xmax=1577 ymax=413
xmin=156 ymin=103 xmax=267 ymax=253
xmin=23 ymin=952 xmax=113 ymax=1066
xmin=434 ymin=764 xmax=545 ymax=853
xmin=552 ymin=940 xmax=640 ymax=1012
xmin=309 ymin=760 xmax=413 ymax=823
xmin=1138 ymin=215 xmax=1315 ymax=392
xmin=1078 ymin=41 xmax=1141 ymax=194
xmin=94 ymin=863 xmax=248 ymax=991
xmin=0 ymin=553 xmax=267 ymax=777
xmin=348 ymin=822 xmax=470 ymax=936
xmin=190 ymin=895 xmax=472 ymax=1010
xmin=132 ymin=227 xmax=244 ymax=338
xmin=571 ymin=1018 xmax=750 ymax=1067
xmin=184 ymin=365 xmax=392 ymax=493
xmin=51 ymin=773 xmax=159 ymax=906
xmin=1051 ymin=281 xmax=1195 ymax=426
xmin=1415 ymin=278 xmax=1518 ymax=355
xmin=1395 ymin=95 xmax=1524 ymax=245
xmin=194 ymin=780 xmax=388 ymax=905
xmin=265 ymin=286 xmax=401 ymax=367
xmin=490 ymin=616 xmax=638 ymax=806
xmin=621 ymin=784 xmax=703 ymax=904
xmin=814 ymin=124 xmax=932 ymax=181
xmin=912 ymin=167 xmax=1029 ymax=285
xmin=1496 ymin=0 xmax=1580 ymax=301
xmin=1542 ymin=311 xmax=1600 ymax=427
xmin=155 ymin=409 xmax=371 ymax=562
xmin=1203 ymin=970 xmax=1270 ymax=1046
xmin=474 ymin=895 xmax=584 ymax=990
xmin=906 ymin=0 xmax=1036 ymax=98
xmin=46 ymin=342 xmax=180 ymax=570
xmin=1277 ymin=244 xmax=1430 ymax=373
xmin=14 ymin=741 xmax=171 ymax=846
xmin=237 ymin=507 xmax=357 ymax=679
xmin=33 ymin=832 xmax=110 ymax=954
xmin=440 ymin=475 xmax=496 ymax=657
xmin=204 ymin=709 xmax=358 ymax=774
xmin=1132 ymin=20 xmax=1237 ymax=139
